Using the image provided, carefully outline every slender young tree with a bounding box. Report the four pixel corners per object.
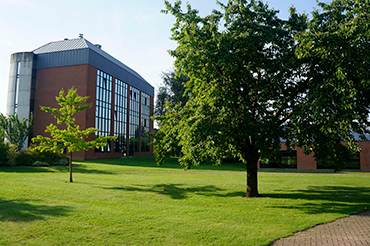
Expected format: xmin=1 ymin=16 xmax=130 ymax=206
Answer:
xmin=32 ymin=87 xmax=116 ymax=182
xmin=158 ymin=0 xmax=370 ymax=197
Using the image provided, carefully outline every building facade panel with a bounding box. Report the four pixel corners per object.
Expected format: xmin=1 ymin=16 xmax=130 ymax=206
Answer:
xmin=35 ymin=49 xmax=89 ymax=69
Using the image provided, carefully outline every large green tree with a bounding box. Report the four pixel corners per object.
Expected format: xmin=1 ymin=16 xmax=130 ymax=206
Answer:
xmin=0 ymin=113 xmax=33 ymax=151
xmin=157 ymin=0 xmax=370 ymax=197
xmin=32 ymin=87 xmax=116 ymax=182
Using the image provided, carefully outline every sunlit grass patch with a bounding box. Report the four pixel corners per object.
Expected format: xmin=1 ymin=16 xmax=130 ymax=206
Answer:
xmin=0 ymin=156 xmax=369 ymax=245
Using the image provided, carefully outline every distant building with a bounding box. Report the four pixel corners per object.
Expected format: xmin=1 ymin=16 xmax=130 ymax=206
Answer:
xmin=259 ymin=136 xmax=370 ymax=171
xmin=7 ymin=34 xmax=154 ymax=159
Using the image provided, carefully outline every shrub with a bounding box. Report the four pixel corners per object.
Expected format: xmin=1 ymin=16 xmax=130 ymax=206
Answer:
xmin=6 ymin=144 xmax=19 ymax=167
xmin=15 ymin=145 xmax=69 ymax=166
xmin=16 ymin=151 xmax=38 ymax=166
xmin=40 ymin=150 xmax=69 ymax=164
xmin=0 ymin=142 xmax=9 ymax=166
xmin=32 ymin=161 xmax=50 ymax=167
xmin=54 ymin=159 xmax=69 ymax=166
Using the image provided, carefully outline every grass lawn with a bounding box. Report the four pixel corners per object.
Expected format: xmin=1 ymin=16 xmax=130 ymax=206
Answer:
xmin=0 ymin=157 xmax=369 ymax=245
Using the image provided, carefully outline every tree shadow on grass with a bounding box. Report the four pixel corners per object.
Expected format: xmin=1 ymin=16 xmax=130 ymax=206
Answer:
xmin=212 ymin=191 xmax=246 ymax=197
xmin=71 ymin=165 xmax=117 ymax=175
xmin=83 ymin=156 xmax=248 ymax=172
xmin=104 ymin=184 xmax=224 ymax=200
xmin=0 ymin=198 xmax=71 ymax=222
xmin=263 ymin=186 xmax=370 ymax=215
xmin=0 ymin=165 xmax=116 ymax=175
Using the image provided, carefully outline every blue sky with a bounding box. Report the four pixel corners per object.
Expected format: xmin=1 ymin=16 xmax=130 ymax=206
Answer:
xmin=0 ymin=0 xmax=323 ymax=115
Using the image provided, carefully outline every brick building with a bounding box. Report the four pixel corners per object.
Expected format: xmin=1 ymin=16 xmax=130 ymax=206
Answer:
xmin=7 ymin=34 xmax=154 ymax=159
xmin=259 ymin=138 xmax=370 ymax=171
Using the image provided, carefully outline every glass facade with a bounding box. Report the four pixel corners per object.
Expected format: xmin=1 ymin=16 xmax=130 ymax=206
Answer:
xmin=141 ymin=92 xmax=150 ymax=152
xmin=129 ymin=87 xmax=140 ymax=154
xmin=94 ymin=69 xmax=152 ymax=156
xmin=95 ymin=70 xmax=113 ymax=152
xmin=114 ymin=79 xmax=127 ymax=153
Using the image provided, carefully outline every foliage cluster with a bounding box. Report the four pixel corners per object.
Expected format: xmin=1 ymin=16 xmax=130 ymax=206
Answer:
xmin=0 ymin=143 xmax=69 ymax=167
xmin=155 ymin=68 xmax=190 ymax=117
xmin=0 ymin=113 xmax=33 ymax=151
xmin=0 ymin=113 xmax=68 ymax=167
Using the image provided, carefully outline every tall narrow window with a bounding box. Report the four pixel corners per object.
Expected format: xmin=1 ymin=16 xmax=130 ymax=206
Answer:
xmin=95 ymin=70 xmax=113 ymax=152
xmin=129 ymin=87 xmax=140 ymax=154
xmin=141 ymin=93 xmax=151 ymax=152
xmin=14 ymin=61 xmax=21 ymax=112
xmin=114 ymin=79 xmax=127 ymax=153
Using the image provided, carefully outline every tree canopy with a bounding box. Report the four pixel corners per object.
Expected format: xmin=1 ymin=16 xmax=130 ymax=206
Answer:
xmin=157 ymin=0 xmax=370 ymax=197
xmin=153 ymin=69 xmax=190 ymax=159
xmin=155 ymin=68 xmax=190 ymax=116
xmin=32 ymin=87 xmax=116 ymax=182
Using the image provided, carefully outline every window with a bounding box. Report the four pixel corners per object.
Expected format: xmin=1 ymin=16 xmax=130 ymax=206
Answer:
xmin=14 ymin=61 xmax=21 ymax=112
xmin=95 ymin=70 xmax=113 ymax=152
xmin=141 ymin=92 xmax=151 ymax=152
xmin=114 ymin=79 xmax=127 ymax=153
xmin=30 ymin=68 xmax=37 ymax=116
xmin=129 ymin=87 xmax=140 ymax=154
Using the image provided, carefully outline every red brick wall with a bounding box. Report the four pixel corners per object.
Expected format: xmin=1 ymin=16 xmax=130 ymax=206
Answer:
xmin=34 ymin=65 xmax=93 ymax=160
xmin=83 ymin=65 xmax=100 ymax=160
xmin=359 ymin=141 xmax=370 ymax=171
xmin=280 ymin=143 xmax=317 ymax=171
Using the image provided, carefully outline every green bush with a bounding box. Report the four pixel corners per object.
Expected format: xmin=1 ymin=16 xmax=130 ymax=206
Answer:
xmin=53 ymin=159 xmax=69 ymax=166
xmin=39 ymin=150 xmax=69 ymax=164
xmin=16 ymin=151 xmax=38 ymax=166
xmin=0 ymin=142 xmax=9 ymax=166
xmin=15 ymin=146 xmax=69 ymax=166
xmin=0 ymin=143 xmax=70 ymax=167
xmin=32 ymin=161 xmax=50 ymax=167
xmin=6 ymin=144 xmax=19 ymax=166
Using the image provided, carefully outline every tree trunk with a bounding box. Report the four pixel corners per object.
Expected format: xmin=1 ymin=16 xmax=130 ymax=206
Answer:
xmin=69 ymin=152 xmax=73 ymax=183
xmin=243 ymin=148 xmax=260 ymax=198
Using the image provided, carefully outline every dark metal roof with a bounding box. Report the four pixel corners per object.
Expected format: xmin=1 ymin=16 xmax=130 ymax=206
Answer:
xmin=32 ymin=37 xmax=154 ymax=96
xmin=33 ymin=38 xmax=89 ymax=54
